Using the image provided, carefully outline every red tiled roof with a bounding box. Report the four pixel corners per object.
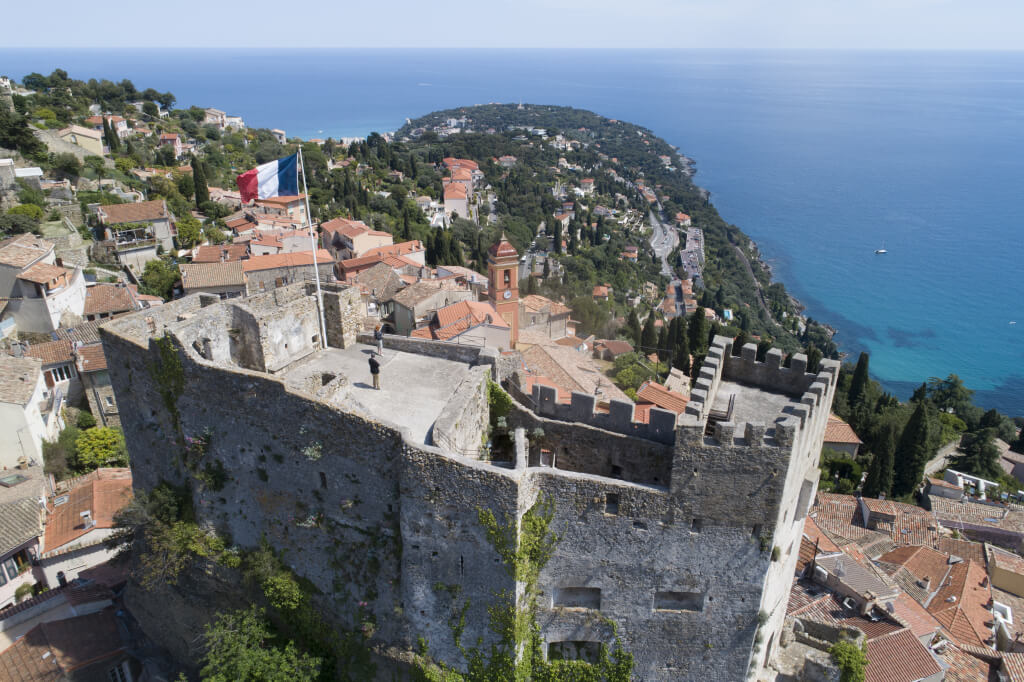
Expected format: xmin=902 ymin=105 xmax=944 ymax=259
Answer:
xmin=594 ymin=339 xmax=633 ymax=356
xmin=1004 ymin=653 xmax=1024 ymax=681
xmin=99 ymin=199 xmax=168 ymax=224
xmin=488 ymin=236 xmax=517 ymax=259
xmin=0 ymin=607 xmax=127 ymax=679
xmin=988 ymin=544 xmax=1024 ymax=576
xmin=635 ymin=381 xmax=688 ymax=414
xmin=17 ymin=262 xmax=68 ymax=285
xmin=83 ymin=283 xmax=136 ymax=316
xmin=443 ymin=157 xmax=478 ymax=170
xmin=362 ymin=240 xmax=423 ymax=259
xmin=877 ymin=545 xmax=951 ymax=586
xmin=193 ymin=243 xmax=249 ymax=263
xmin=890 ymin=591 xmax=944 ymax=640
xmin=443 ymin=184 xmax=467 ymax=199
xmin=76 ymin=344 xmax=107 ymax=373
xmin=25 ymin=339 xmax=73 ymax=366
xmin=927 ymin=560 xmax=993 ymax=648
xmin=43 ymin=469 xmax=132 ymax=555
xmin=255 ymin=194 xmax=305 ymax=206
xmin=935 ymin=643 xmax=995 ymax=681
xmin=592 ymin=285 xmax=609 ymax=297
xmin=436 ymin=300 xmax=508 ymax=330
xmin=864 ymin=628 xmax=942 ymax=682
xmin=179 ymin=261 xmax=243 ymax=290
xmin=928 ymin=476 xmax=962 ymax=491
xmin=241 ymin=249 xmax=333 ymax=272
xmin=825 ymin=414 xmax=863 ymax=445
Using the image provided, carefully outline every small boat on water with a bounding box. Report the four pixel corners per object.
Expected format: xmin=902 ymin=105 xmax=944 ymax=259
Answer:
xmin=875 ymin=241 xmax=887 ymax=254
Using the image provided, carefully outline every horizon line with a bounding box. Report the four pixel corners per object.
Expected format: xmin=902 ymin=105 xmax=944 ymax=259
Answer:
xmin=3 ymin=46 xmax=1024 ymax=52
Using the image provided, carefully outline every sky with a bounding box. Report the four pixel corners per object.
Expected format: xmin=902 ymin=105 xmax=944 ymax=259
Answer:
xmin=5 ymin=0 xmax=1024 ymax=49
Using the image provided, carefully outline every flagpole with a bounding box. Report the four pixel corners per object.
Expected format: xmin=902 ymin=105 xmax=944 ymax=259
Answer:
xmin=298 ymin=147 xmax=328 ymax=348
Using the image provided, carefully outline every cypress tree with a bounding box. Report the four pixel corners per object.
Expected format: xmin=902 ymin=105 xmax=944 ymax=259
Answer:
xmin=553 ymin=220 xmax=563 ymax=254
xmin=892 ymin=401 xmax=937 ymax=497
xmin=673 ymin=335 xmax=690 ymax=374
xmin=806 ymin=344 xmax=823 ymax=374
xmin=848 ymin=352 xmax=871 ymax=407
xmin=625 ymin=309 xmax=641 ymax=345
xmin=192 ymin=156 xmax=209 ymax=207
xmin=733 ymin=330 xmax=749 ymax=357
xmin=656 ymin=325 xmax=669 ymax=362
xmin=862 ymin=422 xmax=897 ymax=498
xmin=688 ymin=308 xmax=709 ymax=356
xmin=425 ymin=231 xmax=437 ymax=267
xmin=641 ymin=315 xmax=657 ymax=352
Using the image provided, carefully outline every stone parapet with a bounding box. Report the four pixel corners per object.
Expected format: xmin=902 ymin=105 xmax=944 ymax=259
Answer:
xmin=528 ymin=383 xmax=676 ymax=445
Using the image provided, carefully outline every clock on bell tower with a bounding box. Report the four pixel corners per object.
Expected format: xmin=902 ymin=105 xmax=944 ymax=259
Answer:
xmin=487 ymin=233 xmax=520 ymax=348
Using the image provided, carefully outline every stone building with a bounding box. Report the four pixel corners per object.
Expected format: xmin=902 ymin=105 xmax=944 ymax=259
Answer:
xmin=102 ymin=280 xmax=837 ymax=681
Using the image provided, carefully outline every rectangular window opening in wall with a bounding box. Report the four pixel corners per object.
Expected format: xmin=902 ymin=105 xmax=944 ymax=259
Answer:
xmin=691 ymin=518 xmax=703 ymax=533
xmin=548 ymin=640 xmax=601 ymax=663
xmin=654 ymin=590 xmax=705 ymax=612
xmin=553 ymin=586 xmax=601 ymax=609
xmin=319 ymin=472 xmax=327 ymax=489
xmin=604 ymin=493 xmax=619 ymax=515
xmin=611 ymin=464 xmax=623 ymax=479
xmin=752 ymin=524 xmax=762 ymax=538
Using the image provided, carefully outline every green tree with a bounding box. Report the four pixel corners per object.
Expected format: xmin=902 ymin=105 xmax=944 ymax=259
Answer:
xmin=142 ymin=101 xmax=159 ymax=118
xmin=624 ymin=309 xmax=641 ymax=346
xmin=687 ymin=307 xmax=709 ymax=356
xmin=892 ymin=401 xmax=937 ymax=497
xmin=139 ymin=258 xmax=179 ymax=300
xmin=950 ymin=428 xmax=1003 ymax=481
xmin=862 ymin=421 xmax=897 ymax=498
xmin=640 ymin=314 xmax=657 ymax=351
xmin=53 ymin=152 xmax=82 ymax=177
xmin=192 ymin=156 xmax=210 ymax=207
xmin=114 ymin=157 xmax=135 ymax=175
xmin=175 ymin=215 xmax=203 ymax=248
xmin=848 ymin=352 xmax=871 ymax=407
xmin=74 ymin=427 xmax=128 ymax=471
xmin=829 ymin=640 xmax=868 ymax=682
xmin=176 ymin=173 xmax=195 ymax=201
xmin=84 ymin=155 xmax=106 ymax=181
xmin=8 ymin=204 xmax=44 ymax=222
xmin=200 ymin=606 xmax=321 ymax=682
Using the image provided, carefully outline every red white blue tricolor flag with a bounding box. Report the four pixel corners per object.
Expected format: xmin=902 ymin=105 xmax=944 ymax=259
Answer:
xmin=236 ymin=154 xmax=299 ymax=203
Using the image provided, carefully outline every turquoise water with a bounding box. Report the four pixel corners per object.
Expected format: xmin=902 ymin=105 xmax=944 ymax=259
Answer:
xmin=2 ymin=49 xmax=1021 ymax=414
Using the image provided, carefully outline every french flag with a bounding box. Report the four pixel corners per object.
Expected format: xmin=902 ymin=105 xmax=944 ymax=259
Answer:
xmin=236 ymin=154 xmax=299 ymax=203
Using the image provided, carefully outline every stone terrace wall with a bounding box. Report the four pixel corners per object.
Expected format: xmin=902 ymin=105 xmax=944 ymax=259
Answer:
xmin=432 ymin=366 xmax=489 ymax=457
xmin=357 ymin=332 xmax=499 ymax=373
xmin=526 ymin=382 xmax=677 ymax=445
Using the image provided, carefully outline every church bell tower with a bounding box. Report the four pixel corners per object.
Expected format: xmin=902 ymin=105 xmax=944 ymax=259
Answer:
xmin=487 ymin=233 xmax=519 ymax=348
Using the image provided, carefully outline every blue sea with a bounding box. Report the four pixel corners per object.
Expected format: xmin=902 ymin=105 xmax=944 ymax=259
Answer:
xmin=2 ymin=49 xmax=1022 ymax=415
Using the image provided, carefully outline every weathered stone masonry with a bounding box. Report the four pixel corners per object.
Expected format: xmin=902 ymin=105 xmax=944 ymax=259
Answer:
xmin=102 ymin=284 xmax=837 ymax=681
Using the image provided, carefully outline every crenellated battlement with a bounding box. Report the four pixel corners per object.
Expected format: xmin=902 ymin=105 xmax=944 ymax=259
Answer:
xmin=678 ymin=336 xmax=840 ymax=450
xmin=525 ymin=381 xmax=677 ymax=444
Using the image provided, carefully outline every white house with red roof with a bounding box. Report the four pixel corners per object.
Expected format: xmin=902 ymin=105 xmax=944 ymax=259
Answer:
xmin=321 ymin=217 xmax=393 ymax=260
xmin=0 ymin=234 xmax=87 ymax=334
xmin=158 ymin=133 xmax=182 ymax=159
xmin=410 ymin=299 xmax=511 ymax=349
xmin=443 ymin=183 xmax=469 ymax=222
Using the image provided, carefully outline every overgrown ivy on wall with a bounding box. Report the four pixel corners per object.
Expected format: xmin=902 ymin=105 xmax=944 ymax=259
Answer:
xmin=414 ymin=494 xmax=634 ymax=681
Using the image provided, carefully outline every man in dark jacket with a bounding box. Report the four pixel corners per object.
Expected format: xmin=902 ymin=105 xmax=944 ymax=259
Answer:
xmin=369 ymin=356 xmax=381 ymax=389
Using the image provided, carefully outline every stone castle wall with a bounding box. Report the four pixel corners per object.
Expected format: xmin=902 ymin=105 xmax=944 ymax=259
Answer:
xmin=102 ymin=289 xmax=838 ymax=681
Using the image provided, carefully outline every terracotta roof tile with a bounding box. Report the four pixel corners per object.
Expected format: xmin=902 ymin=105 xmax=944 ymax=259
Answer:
xmin=864 ymin=628 xmax=942 ymax=682
xmin=77 ymin=344 xmax=107 ymax=373
xmin=83 ymin=283 xmax=136 ymax=316
xmin=362 ymin=241 xmax=423 ymax=260
xmin=25 ymin=339 xmax=74 ymax=366
xmin=43 ymin=468 xmax=132 ymax=555
xmin=0 ymin=607 xmax=127 ymax=679
xmin=927 ymin=560 xmax=993 ymax=648
xmin=179 ymin=260 xmax=244 ymax=290
xmin=825 ymin=414 xmax=863 ymax=445
xmin=0 ymin=355 xmax=42 ymax=406
xmin=16 ymin=261 xmax=68 ymax=286
xmin=99 ymin=199 xmax=168 ymax=225
xmin=241 ymin=250 xmax=333 ymax=273
xmin=520 ymin=294 xmax=570 ymax=316
xmin=1004 ymin=652 xmax=1024 ymax=681
xmin=987 ymin=544 xmax=1024 ymax=576
xmin=0 ymin=498 xmax=43 ymax=557
xmin=635 ymin=381 xmax=688 ymax=414
xmin=935 ymin=642 xmax=996 ymax=681
xmin=935 ymin=537 xmax=986 ymax=563
xmin=255 ymin=194 xmax=305 ymax=206
xmin=193 ymin=243 xmax=249 ymax=263
xmin=0 ymin=234 xmax=53 ymax=269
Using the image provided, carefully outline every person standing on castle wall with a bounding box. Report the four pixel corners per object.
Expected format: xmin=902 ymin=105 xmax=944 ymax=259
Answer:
xmin=374 ymin=324 xmax=384 ymax=356
xmin=369 ymin=356 xmax=381 ymax=389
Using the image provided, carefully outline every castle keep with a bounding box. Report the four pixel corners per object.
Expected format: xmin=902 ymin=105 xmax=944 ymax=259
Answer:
xmin=101 ymin=282 xmax=838 ymax=680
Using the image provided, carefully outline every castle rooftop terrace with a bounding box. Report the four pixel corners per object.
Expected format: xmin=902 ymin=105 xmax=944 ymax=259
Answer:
xmin=713 ymin=379 xmax=804 ymax=438
xmin=281 ymin=342 xmax=475 ymax=445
